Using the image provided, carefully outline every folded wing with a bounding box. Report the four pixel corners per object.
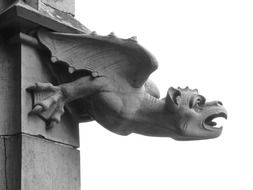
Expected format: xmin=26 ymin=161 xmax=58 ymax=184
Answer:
xmin=37 ymin=30 xmax=158 ymax=88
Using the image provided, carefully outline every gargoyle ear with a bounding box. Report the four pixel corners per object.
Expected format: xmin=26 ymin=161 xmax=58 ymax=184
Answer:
xmin=166 ymin=87 xmax=181 ymax=112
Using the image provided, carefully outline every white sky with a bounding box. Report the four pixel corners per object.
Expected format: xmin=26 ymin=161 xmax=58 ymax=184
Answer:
xmin=75 ymin=1 xmax=253 ymax=190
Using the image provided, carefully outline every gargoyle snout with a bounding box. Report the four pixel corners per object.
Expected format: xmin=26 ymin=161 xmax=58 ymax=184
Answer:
xmin=206 ymin=101 xmax=223 ymax=106
xmin=204 ymin=100 xmax=228 ymax=120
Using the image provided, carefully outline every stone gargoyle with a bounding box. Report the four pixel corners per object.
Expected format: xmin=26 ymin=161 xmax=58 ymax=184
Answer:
xmin=27 ymin=30 xmax=227 ymax=140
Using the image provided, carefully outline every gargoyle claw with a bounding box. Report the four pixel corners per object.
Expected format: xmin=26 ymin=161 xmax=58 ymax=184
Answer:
xmin=27 ymin=82 xmax=66 ymax=129
xmin=30 ymin=104 xmax=44 ymax=114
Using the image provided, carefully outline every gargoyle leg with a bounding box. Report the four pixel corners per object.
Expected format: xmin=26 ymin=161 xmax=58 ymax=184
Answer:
xmin=60 ymin=75 xmax=105 ymax=102
xmin=27 ymin=76 xmax=104 ymax=128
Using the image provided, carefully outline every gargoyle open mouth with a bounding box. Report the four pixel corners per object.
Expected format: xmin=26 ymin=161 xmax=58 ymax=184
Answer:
xmin=203 ymin=112 xmax=227 ymax=130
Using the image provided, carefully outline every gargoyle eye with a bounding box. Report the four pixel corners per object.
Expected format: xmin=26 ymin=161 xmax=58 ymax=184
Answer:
xmin=190 ymin=95 xmax=206 ymax=109
xmin=194 ymin=95 xmax=206 ymax=107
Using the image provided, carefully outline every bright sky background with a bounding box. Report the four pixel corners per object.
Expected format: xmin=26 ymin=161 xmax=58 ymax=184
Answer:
xmin=76 ymin=1 xmax=253 ymax=190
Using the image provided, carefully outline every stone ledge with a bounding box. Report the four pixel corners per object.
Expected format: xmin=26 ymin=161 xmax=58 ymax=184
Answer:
xmin=0 ymin=0 xmax=16 ymax=14
xmin=24 ymin=0 xmax=75 ymax=16
xmin=0 ymin=1 xmax=90 ymax=34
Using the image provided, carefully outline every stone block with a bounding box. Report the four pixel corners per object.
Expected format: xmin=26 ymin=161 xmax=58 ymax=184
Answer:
xmin=0 ymin=134 xmax=80 ymax=190
xmin=21 ymin=134 xmax=80 ymax=190
xmin=0 ymin=137 xmax=6 ymax=190
xmin=0 ymin=135 xmax=21 ymax=190
xmin=0 ymin=35 xmax=21 ymax=135
xmin=5 ymin=135 xmax=22 ymax=190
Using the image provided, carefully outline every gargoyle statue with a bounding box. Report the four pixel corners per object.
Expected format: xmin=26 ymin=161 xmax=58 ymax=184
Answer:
xmin=27 ymin=30 xmax=227 ymax=140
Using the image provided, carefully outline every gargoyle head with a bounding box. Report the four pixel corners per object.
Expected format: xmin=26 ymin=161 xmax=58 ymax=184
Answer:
xmin=166 ymin=87 xmax=227 ymax=140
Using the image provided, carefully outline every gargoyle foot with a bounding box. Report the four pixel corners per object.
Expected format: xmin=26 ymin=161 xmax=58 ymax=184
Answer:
xmin=27 ymin=82 xmax=66 ymax=129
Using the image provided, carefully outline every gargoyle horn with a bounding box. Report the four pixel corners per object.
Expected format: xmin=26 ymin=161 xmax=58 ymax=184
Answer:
xmin=166 ymin=87 xmax=181 ymax=112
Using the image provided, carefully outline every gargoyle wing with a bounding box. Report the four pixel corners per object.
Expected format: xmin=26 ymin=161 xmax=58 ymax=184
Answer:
xmin=37 ymin=30 xmax=158 ymax=88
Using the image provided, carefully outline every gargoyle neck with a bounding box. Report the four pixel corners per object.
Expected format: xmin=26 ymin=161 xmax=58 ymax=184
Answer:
xmin=133 ymin=94 xmax=179 ymax=137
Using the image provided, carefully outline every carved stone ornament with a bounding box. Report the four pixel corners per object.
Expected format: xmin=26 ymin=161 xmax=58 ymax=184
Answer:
xmin=27 ymin=29 xmax=227 ymax=140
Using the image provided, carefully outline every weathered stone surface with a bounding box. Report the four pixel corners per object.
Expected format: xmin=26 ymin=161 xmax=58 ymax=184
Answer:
xmin=21 ymin=134 xmax=80 ymax=190
xmin=38 ymin=1 xmax=85 ymax=31
xmin=0 ymin=137 xmax=6 ymax=190
xmin=0 ymin=35 xmax=21 ymax=135
xmin=23 ymin=0 xmax=39 ymax=10
xmin=0 ymin=2 xmax=90 ymax=35
xmin=40 ymin=0 xmax=75 ymax=15
xmin=0 ymin=0 xmax=16 ymax=13
xmin=1 ymin=134 xmax=80 ymax=190
xmin=5 ymin=135 xmax=22 ymax=190
xmin=0 ymin=135 xmax=21 ymax=190
xmin=24 ymin=0 xmax=75 ymax=15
